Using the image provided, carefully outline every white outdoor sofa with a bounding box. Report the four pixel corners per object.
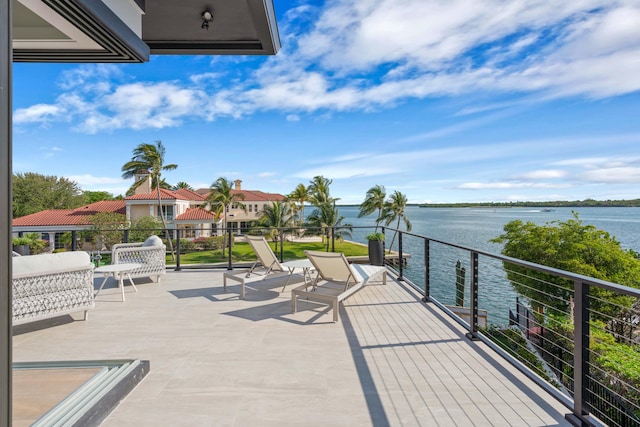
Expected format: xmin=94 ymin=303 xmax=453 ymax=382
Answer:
xmin=12 ymin=251 xmax=95 ymax=325
xmin=111 ymin=235 xmax=166 ymax=283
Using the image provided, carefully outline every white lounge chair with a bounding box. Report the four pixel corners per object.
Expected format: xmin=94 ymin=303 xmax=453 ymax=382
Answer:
xmin=245 ymin=235 xmax=287 ymax=278
xmin=291 ymin=250 xmax=386 ymax=322
xmin=222 ymin=236 xmax=314 ymax=298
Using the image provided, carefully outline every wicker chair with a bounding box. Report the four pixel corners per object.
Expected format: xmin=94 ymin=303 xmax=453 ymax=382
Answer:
xmin=12 ymin=251 xmax=95 ymax=325
xmin=111 ymin=235 xmax=166 ymax=283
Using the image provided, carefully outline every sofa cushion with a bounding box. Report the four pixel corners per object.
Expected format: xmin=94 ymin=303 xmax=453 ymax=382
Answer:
xmin=13 ymin=251 xmax=91 ymax=276
xmin=143 ymin=235 xmax=164 ymax=247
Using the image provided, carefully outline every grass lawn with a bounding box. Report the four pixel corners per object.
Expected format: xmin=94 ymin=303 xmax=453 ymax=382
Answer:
xmin=168 ymin=240 xmax=369 ymax=265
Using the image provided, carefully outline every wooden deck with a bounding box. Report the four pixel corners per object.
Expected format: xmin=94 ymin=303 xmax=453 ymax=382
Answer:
xmin=12 ymin=269 xmax=571 ymax=426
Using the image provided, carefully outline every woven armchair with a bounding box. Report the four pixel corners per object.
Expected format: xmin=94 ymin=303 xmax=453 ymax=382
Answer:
xmin=111 ymin=236 xmax=166 ymax=283
xmin=12 ymin=251 xmax=95 ymax=325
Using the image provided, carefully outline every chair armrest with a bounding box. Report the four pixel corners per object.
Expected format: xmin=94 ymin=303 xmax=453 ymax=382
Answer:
xmin=112 ymin=244 xmax=166 ymax=265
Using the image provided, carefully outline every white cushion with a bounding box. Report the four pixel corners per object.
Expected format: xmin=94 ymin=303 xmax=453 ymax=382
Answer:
xmin=13 ymin=251 xmax=91 ymax=276
xmin=143 ymin=235 xmax=164 ymax=247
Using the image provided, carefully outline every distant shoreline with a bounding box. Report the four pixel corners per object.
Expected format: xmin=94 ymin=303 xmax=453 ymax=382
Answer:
xmin=417 ymin=199 xmax=640 ymax=208
xmin=337 ymin=199 xmax=640 ymax=208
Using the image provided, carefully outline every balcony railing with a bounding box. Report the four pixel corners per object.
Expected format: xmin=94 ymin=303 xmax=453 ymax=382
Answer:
xmin=20 ymin=225 xmax=640 ymax=426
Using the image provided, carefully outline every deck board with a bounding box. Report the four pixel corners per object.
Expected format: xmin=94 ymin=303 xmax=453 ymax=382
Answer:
xmin=13 ymin=269 xmax=571 ymax=426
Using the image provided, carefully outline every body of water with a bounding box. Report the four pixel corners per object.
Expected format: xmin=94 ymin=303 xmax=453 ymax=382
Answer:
xmin=334 ymin=206 xmax=640 ymax=326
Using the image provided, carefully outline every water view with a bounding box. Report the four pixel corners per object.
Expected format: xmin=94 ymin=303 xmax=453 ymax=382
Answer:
xmin=339 ymin=206 xmax=640 ymax=326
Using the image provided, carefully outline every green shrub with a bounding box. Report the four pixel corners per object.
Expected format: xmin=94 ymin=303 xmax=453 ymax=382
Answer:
xmin=193 ymin=236 xmax=223 ymax=250
xmin=366 ymin=232 xmax=385 ymax=241
xmin=12 ymin=237 xmax=31 ymax=246
xmin=172 ymin=239 xmax=196 ymax=253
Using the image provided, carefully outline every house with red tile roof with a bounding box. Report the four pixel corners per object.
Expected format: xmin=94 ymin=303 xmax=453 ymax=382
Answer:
xmin=12 ymin=175 xmax=286 ymax=248
xmin=196 ymin=180 xmax=286 ymax=234
xmin=13 ymin=200 xmax=127 ymax=249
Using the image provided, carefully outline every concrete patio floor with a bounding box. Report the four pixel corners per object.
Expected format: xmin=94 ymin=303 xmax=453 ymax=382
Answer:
xmin=13 ymin=268 xmax=572 ymax=426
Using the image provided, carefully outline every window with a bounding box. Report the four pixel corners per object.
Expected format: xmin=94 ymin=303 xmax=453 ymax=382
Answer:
xmin=157 ymin=205 xmax=174 ymax=221
xmin=182 ymin=226 xmax=195 ymax=238
xmin=255 ymin=204 xmax=258 ymax=212
xmin=248 ymin=204 xmax=252 ymax=212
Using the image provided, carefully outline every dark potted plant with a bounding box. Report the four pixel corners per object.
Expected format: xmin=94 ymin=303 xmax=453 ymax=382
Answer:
xmin=366 ymin=232 xmax=385 ymax=266
xmin=12 ymin=236 xmax=31 ymax=256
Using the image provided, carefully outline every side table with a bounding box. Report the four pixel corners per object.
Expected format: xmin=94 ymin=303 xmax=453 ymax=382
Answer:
xmin=94 ymin=263 xmax=142 ymax=301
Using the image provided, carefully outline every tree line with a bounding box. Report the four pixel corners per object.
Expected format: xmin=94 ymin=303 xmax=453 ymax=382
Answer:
xmin=419 ymin=199 xmax=640 ymax=208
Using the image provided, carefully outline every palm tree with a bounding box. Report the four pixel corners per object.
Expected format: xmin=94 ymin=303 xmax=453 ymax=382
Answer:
xmin=207 ymin=177 xmax=246 ymax=257
xmin=173 ymin=181 xmax=194 ymax=191
xmin=381 ymin=190 xmax=412 ymax=254
xmin=306 ymin=201 xmax=352 ymax=251
xmin=257 ymin=201 xmax=294 ymax=252
xmin=121 ymin=140 xmax=177 ymax=257
xmin=308 ymin=175 xmax=334 ymax=206
xmin=358 ymin=185 xmax=386 ymax=231
xmin=288 ymin=183 xmax=309 ymax=224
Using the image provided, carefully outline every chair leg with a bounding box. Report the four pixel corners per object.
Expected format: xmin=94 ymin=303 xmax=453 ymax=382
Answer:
xmin=333 ymin=298 xmax=339 ymax=322
xmin=246 ymin=261 xmax=259 ymax=277
xmin=292 ymin=293 xmax=297 ymax=314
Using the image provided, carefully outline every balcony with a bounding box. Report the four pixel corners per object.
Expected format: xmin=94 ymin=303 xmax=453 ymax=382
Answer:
xmin=13 ymin=268 xmax=571 ymax=426
xmin=11 ymin=225 xmax=640 ymax=426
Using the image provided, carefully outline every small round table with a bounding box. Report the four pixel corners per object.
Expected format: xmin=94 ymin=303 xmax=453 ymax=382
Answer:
xmin=94 ymin=263 xmax=141 ymax=301
xmin=280 ymin=259 xmax=315 ymax=291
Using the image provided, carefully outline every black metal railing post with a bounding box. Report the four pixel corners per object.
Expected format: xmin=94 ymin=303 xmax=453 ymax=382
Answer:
xmin=123 ymin=229 xmax=129 ymax=243
xmin=331 ymin=227 xmax=335 ymax=253
xmin=175 ymin=229 xmax=181 ymax=271
xmin=397 ymin=232 xmax=404 ymax=281
xmin=227 ymin=227 xmax=233 ymax=270
xmin=466 ymin=251 xmax=479 ymax=340
xmin=381 ymin=227 xmax=386 ymax=261
xmin=422 ymin=239 xmax=430 ymax=302
xmin=567 ymin=280 xmax=591 ymax=425
xmin=279 ymin=229 xmax=284 ymax=262
xmin=71 ymin=230 xmax=77 ymax=252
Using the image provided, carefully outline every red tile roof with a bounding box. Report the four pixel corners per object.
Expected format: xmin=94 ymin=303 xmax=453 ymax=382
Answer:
xmin=13 ymin=200 xmax=126 ymax=227
xmin=175 ymin=208 xmax=218 ymax=221
xmin=234 ymin=190 xmax=286 ymax=202
xmin=174 ymin=188 xmax=207 ymax=201
xmin=126 ymin=188 xmax=207 ymax=201
xmin=126 ymin=188 xmax=180 ymax=200
xmin=196 ymin=189 xmax=285 ymax=202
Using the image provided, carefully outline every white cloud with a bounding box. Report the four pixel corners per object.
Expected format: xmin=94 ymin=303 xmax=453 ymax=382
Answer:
xmin=13 ymin=104 xmax=63 ymax=124
xmin=516 ymin=170 xmax=568 ymax=180
xmin=578 ymin=167 xmax=640 ymax=183
xmin=58 ymin=64 xmax=123 ymax=90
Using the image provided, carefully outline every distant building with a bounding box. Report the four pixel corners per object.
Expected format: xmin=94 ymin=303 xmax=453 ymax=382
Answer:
xmin=12 ymin=175 xmax=285 ymax=249
xmin=196 ymin=180 xmax=286 ymax=233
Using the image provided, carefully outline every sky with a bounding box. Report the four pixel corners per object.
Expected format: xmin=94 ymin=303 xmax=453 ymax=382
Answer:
xmin=11 ymin=0 xmax=640 ymax=204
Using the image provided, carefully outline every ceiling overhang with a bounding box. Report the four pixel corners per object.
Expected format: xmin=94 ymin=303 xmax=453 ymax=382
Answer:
xmin=12 ymin=0 xmax=281 ymax=63
xmin=142 ymin=0 xmax=280 ymax=56
xmin=13 ymin=0 xmax=150 ymax=62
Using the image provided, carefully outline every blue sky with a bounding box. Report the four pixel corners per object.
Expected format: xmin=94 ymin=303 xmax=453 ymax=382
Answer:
xmin=11 ymin=0 xmax=640 ymax=204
